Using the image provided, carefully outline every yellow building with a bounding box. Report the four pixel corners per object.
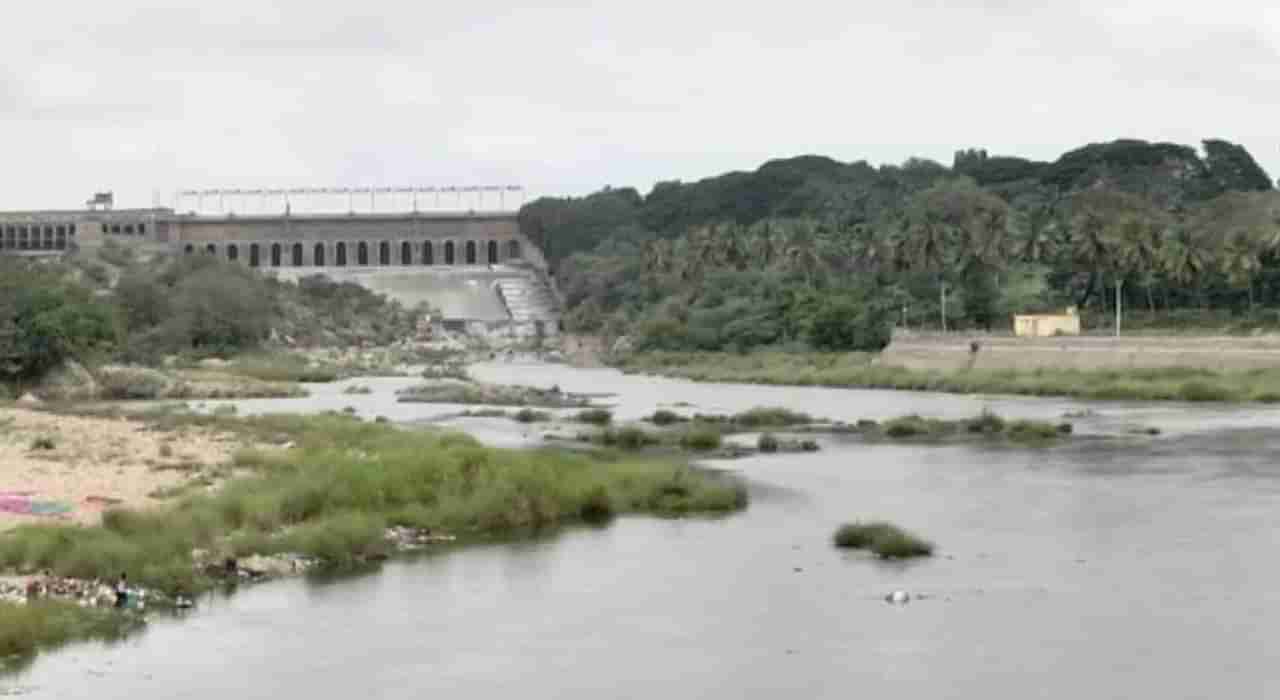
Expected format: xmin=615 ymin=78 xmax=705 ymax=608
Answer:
xmin=1013 ymin=307 xmax=1081 ymax=337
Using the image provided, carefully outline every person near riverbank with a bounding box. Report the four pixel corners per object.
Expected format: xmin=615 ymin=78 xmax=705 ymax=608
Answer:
xmin=114 ymin=573 xmax=128 ymax=608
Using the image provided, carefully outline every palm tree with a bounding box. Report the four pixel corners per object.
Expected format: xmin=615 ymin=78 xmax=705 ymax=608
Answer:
xmin=1162 ymin=226 xmax=1214 ymax=308
xmin=1219 ymin=230 xmax=1263 ymax=309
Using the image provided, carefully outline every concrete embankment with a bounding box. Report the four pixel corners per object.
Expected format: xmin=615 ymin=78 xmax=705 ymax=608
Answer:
xmin=883 ymin=333 xmax=1280 ymax=372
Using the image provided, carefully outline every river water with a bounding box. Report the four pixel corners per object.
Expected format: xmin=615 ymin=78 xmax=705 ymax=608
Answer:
xmin=7 ymin=364 xmax=1280 ymax=698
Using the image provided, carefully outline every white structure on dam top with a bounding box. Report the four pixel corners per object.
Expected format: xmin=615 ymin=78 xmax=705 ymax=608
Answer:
xmin=0 ymin=189 xmax=560 ymax=328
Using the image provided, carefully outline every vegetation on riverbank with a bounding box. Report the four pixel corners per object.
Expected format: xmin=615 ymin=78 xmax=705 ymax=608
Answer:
xmin=397 ymin=381 xmax=593 ymax=407
xmin=619 ymin=351 xmax=1280 ymax=403
xmin=0 ymin=600 xmax=142 ymax=669
xmin=833 ymin=521 xmax=934 ymax=559
xmin=1 ymin=252 xmax=427 ymax=397
xmin=0 ymin=413 xmax=746 ymax=599
xmin=533 ymin=141 xmax=1279 ymax=352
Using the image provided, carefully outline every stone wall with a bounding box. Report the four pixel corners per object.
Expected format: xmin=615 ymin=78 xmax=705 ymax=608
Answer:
xmin=883 ymin=332 xmax=1280 ymax=371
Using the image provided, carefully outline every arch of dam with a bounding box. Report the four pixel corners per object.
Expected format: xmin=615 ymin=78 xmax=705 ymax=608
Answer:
xmin=0 ymin=190 xmax=562 ymax=331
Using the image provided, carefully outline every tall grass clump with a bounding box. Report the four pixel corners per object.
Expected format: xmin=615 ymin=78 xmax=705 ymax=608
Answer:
xmin=0 ymin=414 xmax=745 ymax=595
xmin=730 ymin=407 xmax=814 ymax=429
xmin=600 ymin=426 xmax=655 ymax=450
xmin=965 ymin=409 xmax=1005 ymax=434
xmin=0 ymin=600 xmax=140 ymax=663
xmin=1007 ymin=419 xmax=1063 ymax=442
xmin=228 ymin=354 xmax=340 ymax=383
xmin=575 ymin=408 xmax=613 ymax=426
xmin=882 ymin=415 xmax=953 ymax=439
xmin=514 ymin=408 xmax=552 ymax=423
xmin=679 ymin=426 xmax=723 ymax=451
xmin=757 ymin=433 xmax=780 ymax=453
xmin=832 ymin=521 xmax=933 ymax=559
xmin=619 ymin=351 xmax=1280 ymax=404
xmin=648 ymin=409 xmax=686 ymax=426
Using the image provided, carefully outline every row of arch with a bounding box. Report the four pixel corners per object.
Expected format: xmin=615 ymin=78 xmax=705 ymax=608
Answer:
xmin=0 ymin=224 xmax=75 ymax=251
xmin=182 ymin=239 xmax=521 ymax=268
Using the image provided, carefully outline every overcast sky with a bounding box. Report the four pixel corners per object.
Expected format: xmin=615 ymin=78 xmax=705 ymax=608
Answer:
xmin=2 ymin=0 xmax=1277 ymax=211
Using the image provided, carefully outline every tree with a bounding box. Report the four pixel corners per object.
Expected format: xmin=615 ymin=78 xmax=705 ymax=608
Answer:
xmin=807 ymin=292 xmax=893 ymax=352
xmin=0 ymin=263 xmax=120 ymax=380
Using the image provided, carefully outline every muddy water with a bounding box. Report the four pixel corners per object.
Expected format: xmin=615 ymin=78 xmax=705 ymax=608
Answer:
xmin=8 ymin=364 xmax=1280 ymax=699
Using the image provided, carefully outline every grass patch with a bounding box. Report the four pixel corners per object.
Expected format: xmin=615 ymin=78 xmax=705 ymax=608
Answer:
xmin=832 ymin=521 xmax=934 ymax=559
xmin=864 ymin=412 xmax=1069 ymax=446
xmin=421 ymin=364 xmax=470 ymax=382
xmin=648 ymin=409 xmax=687 ymax=426
xmin=0 ymin=600 xmax=142 ymax=670
xmin=0 ymin=414 xmax=745 ymax=596
xmin=679 ymin=426 xmax=723 ymax=451
xmin=29 ymin=436 xmax=57 ymax=451
xmin=226 ymin=354 xmax=340 ymax=383
xmin=398 ymin=382 xmax=588 ymax=408
xmin=514 ymin=408 xmax=552 ymax=423
xmin=575 ymin=408 xmax=613 ymax=426
xmin=620 ymin=351 xmax=1280 ymax=404
xmin=882 ymin=415 xmax=955 ymax=438
xmin=757 ymin=433 xmax=780 ymax=453
xmin=600 ymin=426 xmax=657 ymax=450
xmin=730 ymin=407 xmax=814 ymax=428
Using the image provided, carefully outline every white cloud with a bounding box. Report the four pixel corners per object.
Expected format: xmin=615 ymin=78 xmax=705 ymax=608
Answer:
xmin=0 ymin=0 xmax=1275 ymax=210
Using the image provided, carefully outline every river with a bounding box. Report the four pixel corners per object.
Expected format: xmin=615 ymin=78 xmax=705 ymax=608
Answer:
xmin=7 ymin=363 xmax=1280 ymax=698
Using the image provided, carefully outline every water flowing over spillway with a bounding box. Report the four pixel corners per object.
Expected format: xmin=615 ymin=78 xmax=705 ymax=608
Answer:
xmin=9 ymin=364 xmax=1280 ymax=699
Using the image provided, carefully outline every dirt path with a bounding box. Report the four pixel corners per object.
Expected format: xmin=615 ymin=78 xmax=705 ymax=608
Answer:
xmin=0 ymin=408 xmax=238 ymax=531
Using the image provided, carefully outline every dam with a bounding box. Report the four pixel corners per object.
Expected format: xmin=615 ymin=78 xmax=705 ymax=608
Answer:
xmin=0 ymin=189 xmax=561 ymax=331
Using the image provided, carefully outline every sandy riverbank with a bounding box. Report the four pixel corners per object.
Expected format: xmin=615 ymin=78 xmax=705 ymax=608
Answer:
xmin=0 ymin=407 xmax=239 ymax=532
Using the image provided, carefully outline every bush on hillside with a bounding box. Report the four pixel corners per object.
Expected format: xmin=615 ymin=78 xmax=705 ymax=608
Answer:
xmin=0 ymin=262 xmax=121 ymax=381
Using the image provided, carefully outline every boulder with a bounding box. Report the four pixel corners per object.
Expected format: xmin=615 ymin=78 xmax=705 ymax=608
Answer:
xmin=197 ymin=357 xmax=230 ymax=369
xmin=611 ymin=336 xmax=634 ymax=354
xmin=34 ymin=360 xmax=98 ymax=401
xmin=238 ymin=554 xmax=299 ymax=578
xmin=16 ymin=392 xmax=42 ymax=406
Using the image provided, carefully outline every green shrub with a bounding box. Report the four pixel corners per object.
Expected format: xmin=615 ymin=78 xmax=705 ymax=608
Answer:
xmin=965 ymin=409 xmax=1005 ymax=434
xmin=576 ymin=408 xmax=613 ymax=426
xmin=1179 ymin=380 xmax=1236 ymax=402
xmin=731 ymin=407 xmax=813 ymax=428
xmin=757 ymin=433 xmax=780 ymax=453
xmin=0 ymin=600 xmax=139 ymax=662
xmin=29 ymin=436 xmax=56 ymax=451
xmin=832 ymin=521 xmax=933 ymax=559
xmin=1007 ymin=419 xmax=1061 ymax=442
xmin=228 ymin=355 xmax=339 ymax=383
xmin=579 ymin=486 xmax=614 ymax=522
xmin=869 ymin=529 xmax=934 ymax=559
xmin=0 ymin=414 xmax=746 ymax=597
xmin=0 ymin=262 xmax=121 ymax=381
xmin=648 ymin=409 xmax=685 ymax=426
xmin=604 ymin=426 xmax=653 ymax=450
xmin=514 ymin=408 xmax=551 ymax=423
xmin=680 ymin=427 xmax=722 ymax=451
xmin=882 ymin=415 xmax=951 ymax=438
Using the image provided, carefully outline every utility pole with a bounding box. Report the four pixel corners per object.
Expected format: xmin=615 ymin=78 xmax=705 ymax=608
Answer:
xmin=940 ymin=282 xmax=948 ymax=333
xmin=1115 ymin=278 xmax=1123 ymax=337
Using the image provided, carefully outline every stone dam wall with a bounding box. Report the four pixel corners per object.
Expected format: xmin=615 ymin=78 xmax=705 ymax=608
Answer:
xmin=882 ymin=333 xmax=1280 ymax=372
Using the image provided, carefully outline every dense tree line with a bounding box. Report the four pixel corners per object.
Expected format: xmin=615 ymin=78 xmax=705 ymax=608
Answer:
xmin=0 ymin=252 xmax=420 ymax=382
xmin=533 ymin=138 xmax=1280 ymax=351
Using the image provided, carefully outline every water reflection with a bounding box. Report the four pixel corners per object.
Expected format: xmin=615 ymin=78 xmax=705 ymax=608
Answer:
xmin=9 ymin=364 xmax=1280 ymax=699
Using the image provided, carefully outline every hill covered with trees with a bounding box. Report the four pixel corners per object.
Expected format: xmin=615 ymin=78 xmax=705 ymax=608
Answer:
xmin=523 ymin=138 xmax=1279 ymax=352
